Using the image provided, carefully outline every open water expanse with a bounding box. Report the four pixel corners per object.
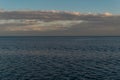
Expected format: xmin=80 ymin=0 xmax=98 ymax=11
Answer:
xmin=0 ymin=36 xmax=120 ymax=80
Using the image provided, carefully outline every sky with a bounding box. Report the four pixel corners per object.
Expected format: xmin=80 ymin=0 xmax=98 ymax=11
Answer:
xmin=0 ymin=0 xmax=120 ymax=36
xmin=0 ymin=0 xmax=119 ymax=14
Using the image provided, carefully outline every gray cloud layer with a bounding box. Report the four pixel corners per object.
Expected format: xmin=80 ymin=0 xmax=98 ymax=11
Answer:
xmin=0 ymin=11 xmax=119 ymax=36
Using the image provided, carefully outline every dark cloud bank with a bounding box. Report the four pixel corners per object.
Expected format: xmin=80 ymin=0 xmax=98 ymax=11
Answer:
xmin=0 ymin=10 xmax=119 ymax=36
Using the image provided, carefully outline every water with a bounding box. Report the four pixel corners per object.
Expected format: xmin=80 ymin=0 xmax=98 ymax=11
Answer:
xmin=0 ymin=36 xmax=120 ymax=80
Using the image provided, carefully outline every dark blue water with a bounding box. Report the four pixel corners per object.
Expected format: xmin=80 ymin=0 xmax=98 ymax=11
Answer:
xmin=0 ymin=36 xmax=120 ymax=80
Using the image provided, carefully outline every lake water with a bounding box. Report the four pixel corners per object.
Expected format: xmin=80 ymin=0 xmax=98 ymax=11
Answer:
xmin=0 ymin=36 xmax=120 ymax=80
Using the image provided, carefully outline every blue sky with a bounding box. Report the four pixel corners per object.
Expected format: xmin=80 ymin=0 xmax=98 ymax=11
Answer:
xmin=0 ymin=0 xmax=119 ymax=14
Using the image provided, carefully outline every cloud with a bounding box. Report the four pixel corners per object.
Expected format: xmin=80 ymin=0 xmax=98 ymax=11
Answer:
xmin=0 ymin=20 xmax=84 ymax=31
xmin=103 ymin=12 xmax=113 ymax=17
xmin=0 ymin=11 xmax=119 ymax=36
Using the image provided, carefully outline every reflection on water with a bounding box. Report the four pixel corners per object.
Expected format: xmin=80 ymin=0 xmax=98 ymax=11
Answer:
xmin=0 ymin=36 xmax=120 ymax=80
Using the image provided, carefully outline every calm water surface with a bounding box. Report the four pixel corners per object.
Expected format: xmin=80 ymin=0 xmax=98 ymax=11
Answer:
xmin=0 ymin=36 xmax=120 ymax=80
